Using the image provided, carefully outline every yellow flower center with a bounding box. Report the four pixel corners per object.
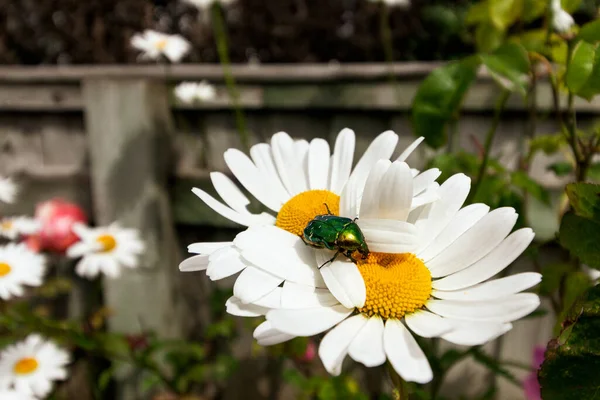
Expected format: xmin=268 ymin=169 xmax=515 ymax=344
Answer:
xmin=96 ymin=235 xmax=117 ymax=252
xmin=14 ymin=357 xmax=39 ymax=375
xmin=0 ymin=262 xmax=11 ymax=277
xmin=357 ymin=253 xmax=432 ymax=320
xmin=155 ymin=39 xmax=168 ymax=51
xmin=1 ymin=220 xmax=12 ymax=230
xmin=275 ymin=190 xmax=340 ymax=236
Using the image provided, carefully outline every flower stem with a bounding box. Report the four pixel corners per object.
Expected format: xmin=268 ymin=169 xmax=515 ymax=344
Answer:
xmin=210 ymin=3 xmax=250 ymax=153
xmin=387 ymin=362 xmax=410 ymax=400
xmin=468 ymin=89 xmax=511 ymax=203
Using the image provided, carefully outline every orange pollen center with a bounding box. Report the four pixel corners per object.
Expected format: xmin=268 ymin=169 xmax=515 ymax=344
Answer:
xmin=0 ymin=262 xmax=11 ymax=277
xmin=155 ymin=39 xmax=168 ymax=51
xmin=96 ymin=235 xmax=117 ymax=252
xmin=14 ymin=357 xmax=39 ymax=375
xmin=357 ymin=252 xmax=432 ymax=320
xmin=1 ymin=221 xmax=12 ymax=230
xmin=275 ymin=190 xmax=340 ymax=236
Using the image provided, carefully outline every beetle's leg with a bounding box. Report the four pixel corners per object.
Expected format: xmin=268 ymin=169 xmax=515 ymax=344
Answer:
xmin=319 ymin=251 xmax=339 ymax=269
xmin=323 ymin=203 xmax=333 ymax=215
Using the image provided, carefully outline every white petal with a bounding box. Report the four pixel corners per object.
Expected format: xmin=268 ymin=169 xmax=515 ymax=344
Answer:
xmin=192 ymin=187 xmax=275 ymax=227
xmin=426 ymin=293 xmax=540 ymax=323
xmin=318 ymin=314 xmax=367 ymax=375
xmin=188 ymin=242 xmax=232 ymax=254
xmin=418 ymin=203 xmax=490 ymax=261
xmin=433 ymin=272 xmax=541 ymax=300
xmin=349 ymin=130 xmax=398 ymax=194
xmin=250 ymin=143 xmax=290 ymax=204
xmin=224 ymin=149 xmax=282 ymax=211
xmin=281 ymin=281 xmax=339 ymax=308
xmin=413 ymin=168 xmax=441 ymax=196
xmin=426 ymin=208 xmax=518 ymax=278
xmin=233 ymin=266 xmax=284 ymax=304
xmin=308 ymin=138 xmax=330 ymax=190
xmin=377 ymin=161 xmax=414 ymax=221
xmin=271 ymin=132 xmax=308 ymax=195
xmin=235 ymin=225 xmax=300 ymax=250
xmin=410 ymin=184 xmax=440 ymax=210
xmin=206 ymin=248 xmax=247 ymax=280
xmin=226 ymin=297 xmax=269 ymax=317
xmin=415 ymin=173 xmax=471 ymax=252
xmin=359 ymin=160 xmax=391 ymax=219
xmin=384 ymin=319 xmax=433 ymax=384
xmin=317 ymin=252 xmax=366 ymax=308
xmin=254 ymin=320 xmax=296 ymax=346
xmin=179 ymin=254 xmax=209 ymax=272
xmin=432 ymin=228 xmax=535 ymax=291
xmin=339 ymin=175 xmax=361 ymax=218
xmin=252 ymin=287 xmax=282 ymax=309
xmin=359 ymin=218 xmax=418 ymax=253
xmin=396 ymin=137 xmax=424 ymax=162
xmin=441 ymin=321 xmax=513 ymax=346
xmin=329 ymin=128 xmax=355 ymax=194
xmin=348 ymin=316 xmax=386 ymax=367
xmin=404 ymin=310 xmax=453 ymax=338
xmin=210 ymin=172 xmax=251 ymax=214
xmin=241 ymin=247 xmax=323 ymax=287
xmin=267 ymin=304 xmax=352 ymax=336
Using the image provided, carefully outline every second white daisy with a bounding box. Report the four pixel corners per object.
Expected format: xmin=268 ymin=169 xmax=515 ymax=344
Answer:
xmin=0 ymin=176 xmax=17 ymax=204
xmin=67 ymin=223 xmax=145 ymax=279
xmin=0 ymin=243 xmax=45 ymax=300
xmin=0 ymin=217 xmax=41 ymax=241
xmin=131 ymin=30 xmax=191 ymax=63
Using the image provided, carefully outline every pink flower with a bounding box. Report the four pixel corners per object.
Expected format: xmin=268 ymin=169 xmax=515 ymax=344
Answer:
xmin=26 ymin=199 xmax=87 ymax=253
xmin=297 ymin=340 xmax=316 ymax=363
xmin=523 ymin=346 xmax=545 ymax=400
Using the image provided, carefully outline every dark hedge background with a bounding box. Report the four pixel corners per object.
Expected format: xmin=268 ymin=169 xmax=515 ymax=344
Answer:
xmin=0 ymin=0 xmax=598 ymax=65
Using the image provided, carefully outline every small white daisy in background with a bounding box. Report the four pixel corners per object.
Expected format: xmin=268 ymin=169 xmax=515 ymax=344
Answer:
xmin=0 ymin=217 xmax=41 ymax=241
xmin=250 ymin=161 xmax=539 ymax=383
xmin=182 ymin=0 xmax=236 ymax=10
xmin=0 ymin=243 xmax=45 ymax=300
xmin=0 ymin=334 xmax=69 ymax=399
xmin=179 ymin=129 xmax=440 ymax=316
xmin=0 ymin=387 xmax=35 ymax=400
xmin=368 ymin=0 xmax=411 ymax=8
xmin=67 ymin=223 xmax=145 ymax=279
xmin=174 ymin=81 xmax=217 ymax=104
xmin=0 ymin=176 xmax=18 ymax=204
xmin=130 ymin=30 xmax=191 ymax=63
xmin=551 ymin=0 xmax=574 ymax=33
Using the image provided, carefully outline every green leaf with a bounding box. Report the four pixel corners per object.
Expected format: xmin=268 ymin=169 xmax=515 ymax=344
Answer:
xmin=489 ymin=0 xmax=524 ymax=30
xmin=565 ymin=182 xmax=600 ymax=223
xmin=480 ymin=42 xmax=530 ymax=94
xmin=556 ymin=272 xmax=593 ymax=332
xmin=476 ymin=23 xmax=505 ymax=52
xmin=471 ymin=348 xmax=521 ymax=387
xmin=559 ymin=212 xmax=600 ymax=269
xmin=522 ymin=0 xmax=548 ymax=22
xmin=539 ymin=285 xmax=600 ymax=400
xmin=578 ymin=20 xmax=600 ymax=43
xmin=561 ymin=0 xmax=582 ymax=13
xmin=540 ymin=263 xmax=572 ymax=296
xmin=588 ymin=163 xmax=600 ymax=181
xmin=547 ymin=161 xmax=574 ymax=176
xmin=566 ymin=41 xmax=597 ymax=93
xmin=411 ymin=59 xmax=479 ymax=149
xmin=528 ymin=133 xmax=566 ymax=156
xmin=511 ymin=171 xmax=550 ymax=205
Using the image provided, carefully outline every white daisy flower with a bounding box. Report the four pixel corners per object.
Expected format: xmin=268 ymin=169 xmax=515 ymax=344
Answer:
xmin=0 ymin=387 xmax=35 ymax=400
xmin=66 ymin=223 xmax=145 ymax=279
xmin=0 ymin=217 xmax=41 ymax=241
xmin=0 ymin=243 xmax=45 ymax=300
xmin=180 ymin=129 xmax=440 ymax=312
xmin=174 ymin=81 xmax=217 ymax=104
xmin=368 ymin=0 xmax=411 ymax=7
xmin=183 ymin=0 xmax=236 ymax=9
xmin=246 ymin=160 xmax=540 ymax=383
xmin=0 ymin=176 xmax=17 ymax=204
xmin=130 ymin=30 xmax=191 ymax=63
xmin=551 ymin=0 xmax=574 ymax=33
xmin=0 ymin=334 xmax=69 ymax=398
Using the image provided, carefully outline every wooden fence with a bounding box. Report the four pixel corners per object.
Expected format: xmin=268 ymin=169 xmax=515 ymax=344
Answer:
xmin=1 ymin=63 xmax=598 ymax=399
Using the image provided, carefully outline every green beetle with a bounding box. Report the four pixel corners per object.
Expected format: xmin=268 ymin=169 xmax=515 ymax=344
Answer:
xmin=301 ymin=204 xmax=369 ymax=267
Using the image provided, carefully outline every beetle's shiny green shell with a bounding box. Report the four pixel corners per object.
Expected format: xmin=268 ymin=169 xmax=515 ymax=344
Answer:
xmin=302 ymin=215 xmax=369 ymax=261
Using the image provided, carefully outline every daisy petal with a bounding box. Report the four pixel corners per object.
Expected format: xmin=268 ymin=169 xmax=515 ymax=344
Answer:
xmin=360 ymin=160 xmax=391 ymax=219
xmin=413 ymin=168 xmax=441 ymax=196
xmin=206 ymin=248 xmax=247 ymax=280
xmin=426 ymin=293 xmax=540 ymax=323
xmin=426 ymin=207 xmax=518 ymax=278
xmin=281 ymin=282 xmax=339 ymax=308
xmin=433 ymin=272 xmax=541 ymax=300
xmin=348 ymin=316 xmax=386 ymax=367
xmin=188 ymin=242 xmax=232 ymax=254
xmin=272 ymin=132 xmax=308 ymax=195
xmin=242 ymin=247 xmax=323 ymax=287
xmin=349 ymin=130 xmax=398 ymax=192
xmin=404 ymin=310 xmax=453 ymax=338
xmin=396 ymin=137 xmax=424 ymax=162
xmin=339 ymin=175 xmax=360 ymax=218
xmin=233 ymin=267 xmax=283 ymax=304
xmin=432 ymin=228 xmax=535 ymax=291
xmin=319 ymin=314 xmax=367 ymax=375
xmin=267 ymin=305 xmax=353 ymax=336
xmin=210 ymin=172 xmax=251 ymax=214
xmin=329 ymin=128 xmax=355 ymax=194
xmin=318 ymin=253 xmax=366 ymax=308
xmin=226 ymin=297 xmax=269 ymax=317
xmin=384 ymin=319 xmax=433 ymax=384
xmin=250 ymin=143 xmax=290 ymax=203
xmin=441 ymin=321 xmax=513 ymax=346
xmin=378 ymin=161 xmax=414 ymax=221
xmin=308 ymin=138 xmax=330 ymax=190
xmin=179 ymin=255 xmax=209 ymax=272
xmin=254 ymin=321 xmax=296 ymax=346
